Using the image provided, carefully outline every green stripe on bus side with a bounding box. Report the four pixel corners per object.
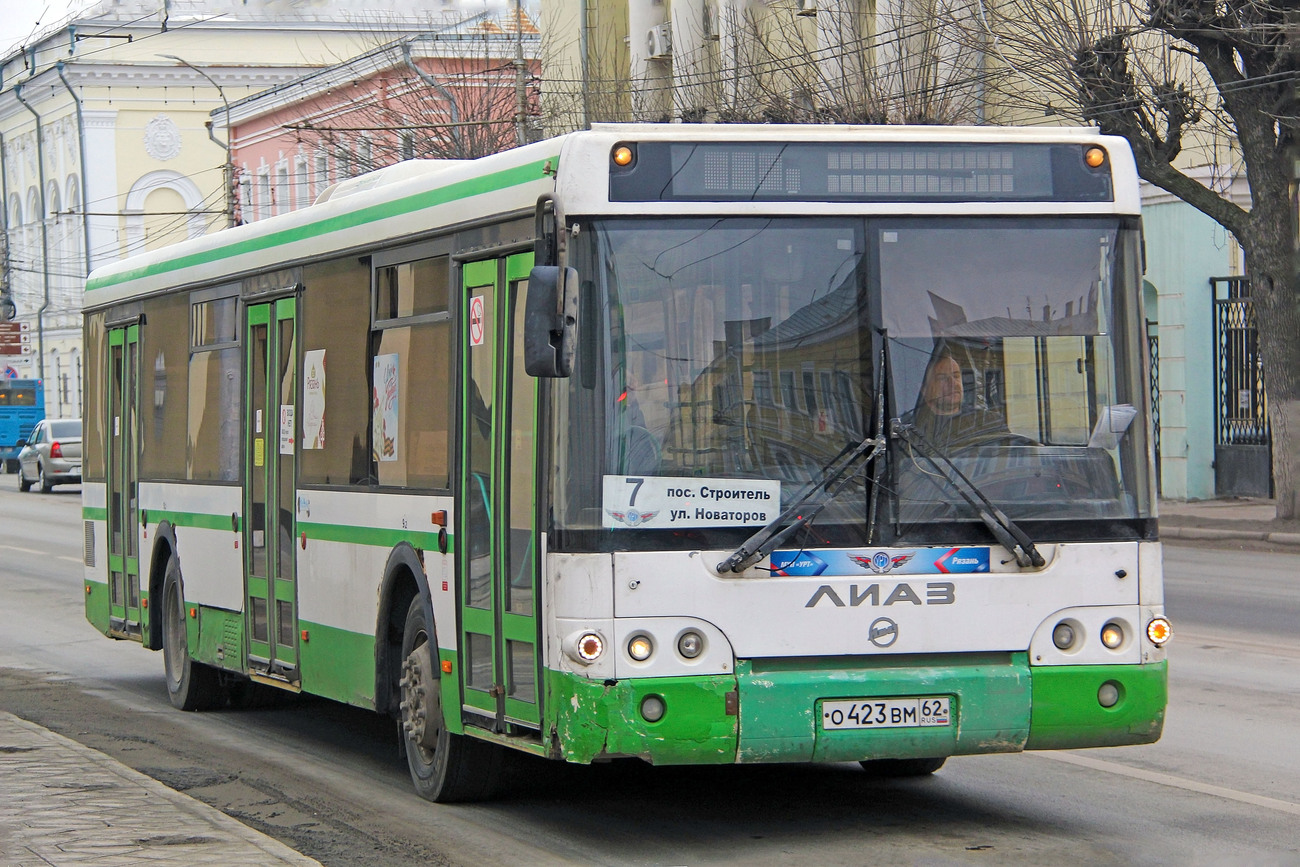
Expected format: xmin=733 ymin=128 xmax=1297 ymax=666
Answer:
xmin=299 ymin=521 xmax=453 ymax=553
xmin=87 ymin=158 xmax=559 ymax=292
xmin=87 ymin=508 xmax=453 ymax=549
xmin=148 ymin=509 xmax=241 ymax=532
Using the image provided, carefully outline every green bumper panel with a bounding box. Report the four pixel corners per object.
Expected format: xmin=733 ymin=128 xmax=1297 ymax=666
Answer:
xmin=737 ymin=653 xmax=1031 ymax=763
xmin=1026 ymin=661 xmax=1167 ymax=749
xmin=547 ymin=656 xmax=1167 ymax=766
xmin=549 ymin=670 xmax=739 ymax=765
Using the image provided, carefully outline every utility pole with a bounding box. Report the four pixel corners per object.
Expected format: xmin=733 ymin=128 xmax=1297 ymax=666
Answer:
xmin=160 ymin=54 xmax=236 ymax=228
xmin=514 ymin=0 xmax=527 ymax=146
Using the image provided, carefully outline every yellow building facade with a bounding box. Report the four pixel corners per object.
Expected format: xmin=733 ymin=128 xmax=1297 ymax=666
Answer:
xmin=0 ymin=0 xmax=459 ymax=416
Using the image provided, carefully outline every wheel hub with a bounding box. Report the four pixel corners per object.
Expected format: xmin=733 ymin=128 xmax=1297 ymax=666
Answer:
xmin=400 ymin=641 xmax=440 ymax=752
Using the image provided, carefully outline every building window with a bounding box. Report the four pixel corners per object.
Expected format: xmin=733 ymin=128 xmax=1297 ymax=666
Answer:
xmin=358 ymin=137 xmax=372 ymax=173
xmin=295 ymin=155 xmax=310 ymax=211
xmin=314 ymin=150 xmax=329 ymax=198
xmin=274 ymin=162 xmax=290 ymax=216
xmin=257 ymin=169 xmax=271 ymax=221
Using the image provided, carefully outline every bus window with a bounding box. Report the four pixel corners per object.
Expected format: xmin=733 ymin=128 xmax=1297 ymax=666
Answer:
xmin=298 ymin=258 xmax=370 ymax=486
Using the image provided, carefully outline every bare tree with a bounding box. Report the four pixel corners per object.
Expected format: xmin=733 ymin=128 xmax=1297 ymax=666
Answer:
xmin=539 ymin=0 xmax=985 ymax=129
xmin=972 ymin=0 xmax=1300 ymax=519
xmin=281 ymin=31 xmax=540 ymax=169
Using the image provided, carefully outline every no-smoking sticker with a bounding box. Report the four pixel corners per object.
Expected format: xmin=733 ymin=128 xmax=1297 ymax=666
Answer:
xmin=469 ymin=295 xmax=486 ymax=347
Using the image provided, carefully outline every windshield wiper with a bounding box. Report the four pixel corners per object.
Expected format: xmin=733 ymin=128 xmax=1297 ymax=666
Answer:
xmin=716 ymin=434 xmax=885 ymax=574
xmin=891 ymin=420 xmax=1045 ymax=569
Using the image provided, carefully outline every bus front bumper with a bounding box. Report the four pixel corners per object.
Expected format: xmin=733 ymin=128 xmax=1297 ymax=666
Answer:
xmin=548 ymin=655 xmax=1167 ymax=765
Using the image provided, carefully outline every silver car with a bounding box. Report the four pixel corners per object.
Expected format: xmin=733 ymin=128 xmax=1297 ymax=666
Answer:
xmin=18 ymin=418 xmax=82 ymax=493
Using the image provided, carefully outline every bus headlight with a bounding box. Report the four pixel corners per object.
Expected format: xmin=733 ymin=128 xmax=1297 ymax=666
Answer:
xmin=628 ymin=634 xmax=654 ymax=661
xmin=1100 ymin=622 xmax=1124 ymax=649
xmin=677 ymin=631 xmax=704 ymax=659
xmin=1146 ymin=617 xmax=1172 ymax=646
xmin=1051 ymin=622 xmax=1076 ymax=650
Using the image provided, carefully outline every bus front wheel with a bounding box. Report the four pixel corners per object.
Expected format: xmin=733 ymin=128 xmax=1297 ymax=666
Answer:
xmin=399 ymin=596 xmax=501 ymax=802
xmin=162 ymin=556 xmax=224 ymax=711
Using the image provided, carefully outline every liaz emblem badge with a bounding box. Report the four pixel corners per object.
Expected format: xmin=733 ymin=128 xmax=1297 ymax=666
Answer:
xmin=869 ymin=617 xmax=899 ymax=648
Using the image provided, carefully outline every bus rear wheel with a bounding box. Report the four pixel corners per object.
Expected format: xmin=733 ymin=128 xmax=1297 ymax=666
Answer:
xmin=161 ymin=556 xmax=225 ymax=711
xmin=399 ymin=596 xmax=500 ymax=802
xmin=859 ymin=757 xmax=947 ymax=777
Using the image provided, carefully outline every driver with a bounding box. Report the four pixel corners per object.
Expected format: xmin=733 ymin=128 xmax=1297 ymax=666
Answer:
xmin=905 ymin=352 xmax=1009 ymax=450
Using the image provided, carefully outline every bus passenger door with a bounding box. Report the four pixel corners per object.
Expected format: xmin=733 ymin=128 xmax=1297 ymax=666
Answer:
xmin=244 ymin=298 xmax=300 ymax=685
xmin=106 ymin=325 xmax=142 ymax=638
xmin=459 ymin=253 xmax=541 ymax=733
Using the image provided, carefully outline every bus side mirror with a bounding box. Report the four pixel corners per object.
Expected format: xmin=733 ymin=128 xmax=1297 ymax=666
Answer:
xmin=524 ymin=265 xmax=578 ymax=378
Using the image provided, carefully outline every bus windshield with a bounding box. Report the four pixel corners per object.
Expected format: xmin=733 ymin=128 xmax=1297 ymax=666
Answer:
xmin=554 ymin=216 xmax=1152 ymax=552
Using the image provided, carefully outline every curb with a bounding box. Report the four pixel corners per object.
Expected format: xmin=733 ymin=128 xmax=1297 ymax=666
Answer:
xmin=0 ymin=712 xmax=322 ymax=866
xmin=1161 ymin=526 xmax=1300 ymax=546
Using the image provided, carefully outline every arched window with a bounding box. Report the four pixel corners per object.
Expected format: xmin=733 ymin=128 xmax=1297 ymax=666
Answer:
xmin=65 ymin=175 xmax=85 ymax=288
xmin=123 ymin=171 xmax=206 ymax=255
xmin=45 ymin=182 xmax=65 ymax=300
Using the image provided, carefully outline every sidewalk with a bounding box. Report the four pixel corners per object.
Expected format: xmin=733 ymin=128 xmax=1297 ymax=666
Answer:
xmin=1159 ymin=497 xmax=1300 ymax=547
xmin=0 ymin=711 xmax=320 ymax=867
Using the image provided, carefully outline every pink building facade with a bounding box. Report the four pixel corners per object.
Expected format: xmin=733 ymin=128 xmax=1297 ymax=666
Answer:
xmin=227 ymin=14 xmax=540 ymax=223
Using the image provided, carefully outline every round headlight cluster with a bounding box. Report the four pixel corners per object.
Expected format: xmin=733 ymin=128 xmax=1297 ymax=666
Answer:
xmin=628 ymin=634 xmax=653 ymax=661
xmin=1100 ymin=622 xmax=1125 ymax=649
xmin=623 ymin=630 xmax=708 ymax=663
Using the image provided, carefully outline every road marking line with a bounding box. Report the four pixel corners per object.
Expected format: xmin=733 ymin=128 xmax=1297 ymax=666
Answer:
xmin=0 ymin=544 xmax=44 ymax=556
xmin=1036 ymin=751 xmax=1300 ymax=816
xmin=57 ymin=556 xmax=83 ymax=564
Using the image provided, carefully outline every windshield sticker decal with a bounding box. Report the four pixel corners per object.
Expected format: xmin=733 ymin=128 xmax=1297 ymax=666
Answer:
xmin=772 ymin=547 xmax=990 ymax=576
xmin=602 ymin=475 xmax=781 ymax=529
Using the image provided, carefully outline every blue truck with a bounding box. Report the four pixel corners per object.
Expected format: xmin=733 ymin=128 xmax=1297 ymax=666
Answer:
xmin=0 ymin=378 xmax=44 ymax=474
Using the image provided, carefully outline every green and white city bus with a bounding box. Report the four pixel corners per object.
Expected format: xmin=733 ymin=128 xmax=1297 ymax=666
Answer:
xmin=82 ymin=124 xmax=1171 ymax=802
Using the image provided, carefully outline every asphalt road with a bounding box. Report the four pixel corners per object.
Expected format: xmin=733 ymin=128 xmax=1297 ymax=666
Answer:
xmin=1 ymin=479 xmax=1298 ymax=865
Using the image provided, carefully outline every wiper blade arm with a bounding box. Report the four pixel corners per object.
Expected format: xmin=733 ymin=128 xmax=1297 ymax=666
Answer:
xmin=716 ymin=434 xmax=885 ymax=574
xmin=892 ymin=420 xmax=1045 ymax=569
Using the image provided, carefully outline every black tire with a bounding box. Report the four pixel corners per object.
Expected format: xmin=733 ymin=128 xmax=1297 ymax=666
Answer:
xmin=18 ymin=468 xmax=31 ymax=492
xmin=38 ymin=463 xmax=53 ymax=493
xmin=161 ymin=556 xmax=225 ymax=711
xmin=399 ymin=596 xmax=501 ymax=802
xmin=859 ymin=757 xmax=947 ymax=777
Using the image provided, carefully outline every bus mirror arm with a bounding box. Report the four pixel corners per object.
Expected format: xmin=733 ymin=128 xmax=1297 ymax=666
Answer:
xmin=523 ymin=265 xmax=579 ymax=378
xmin=534 ymin=194 xmax=557 ymax=266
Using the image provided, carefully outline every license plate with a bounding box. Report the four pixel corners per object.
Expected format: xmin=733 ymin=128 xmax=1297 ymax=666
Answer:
xmin=70 ymin=466 xmax=81 ymax=474
xmin=821 ymin=697 xmax=951 ymax=730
